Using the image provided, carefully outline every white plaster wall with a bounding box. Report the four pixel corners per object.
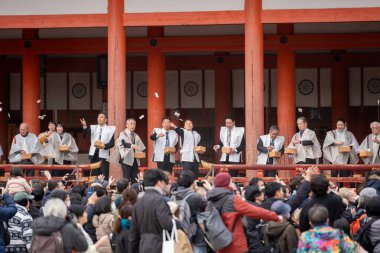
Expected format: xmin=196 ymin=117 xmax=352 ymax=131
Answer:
xmin=296 ymin=68 xmax=318 ymax=108
xmin=181 ymin=70 xmax=202 ymax=108
xmin=46 ymin=73 xmax=66 ymax=110
xmin=232 ymin=69 xmax=244 ymax=108
xmin=132 ymin=71 xmax=147 ymax=109
xmin=205 ymin=70 xmax=215 ymax=108
xmin=68 ymin=72 xmax=90 ymax=110
xmin=165 ymin=70 xmax=178 ymax=109
xmin=349 ymin=67 xmax=361 ymax=106
xmin=0 ymin=0 xmax=107 ymax=15
xmin=320 ymin=68 xmax=332 ymax=107
xmin=92 ymin=72 xmax=102 ymax=110
xmin=363 ymin=67 xmax=380 ymax=106
xmin=270 ymin=69 xmax=278 ymax=107
xmin=10 ymin=73 xmax=21 ymax=110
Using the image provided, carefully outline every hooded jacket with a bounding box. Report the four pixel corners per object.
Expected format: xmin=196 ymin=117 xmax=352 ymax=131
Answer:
xmin=31 ymin=216 xmax=88 ymax=253
xmin=264 ymin=220 xmax=298 ymax=253
xmin=207 ymin=187 xmax=280 ymax=253
xmin=0 ymin=193 xmax=17 ymax=253
xmin=93 ymin=213 xmax=113 ymax=253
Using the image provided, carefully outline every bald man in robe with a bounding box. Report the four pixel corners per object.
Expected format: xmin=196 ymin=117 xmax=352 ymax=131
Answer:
xmin=9 ymin=123 xmax=45 ymax=176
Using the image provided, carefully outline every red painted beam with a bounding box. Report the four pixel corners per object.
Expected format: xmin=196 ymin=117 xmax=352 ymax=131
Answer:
xmin=1 ymin=8 xmax=380 ymax=29
xmin=262 ymin=7 xmax=380 ymax=23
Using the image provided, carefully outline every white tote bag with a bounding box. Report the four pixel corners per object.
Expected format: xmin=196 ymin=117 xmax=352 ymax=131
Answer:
xmin=162 ymin=219 xmax=178 ymax=253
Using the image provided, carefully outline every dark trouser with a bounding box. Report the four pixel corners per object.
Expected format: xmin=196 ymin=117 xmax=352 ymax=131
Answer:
xmin=182 ymin=161 xmax=200 ymax=179
xmin=331 ymin=170 xmax=352 ymax=177
xmin=121 ymin=159 xmax=139 ymax=184
xmin=222 ymin=155 xmax=239 ymax=177
xmin=264 ymin=159 xmax=276 ymax=177
xmin=17 ymin=160 xmax=34 ymax=176
xmin=88 ymin=149 xmax=110 ymax=180
xmin=51 ymin=160 xmax=73 ymax=177
xmin=157 ymin=154 xmax=174 ymax=174
xmin=296 ymin=158 xmax=316 ymax=164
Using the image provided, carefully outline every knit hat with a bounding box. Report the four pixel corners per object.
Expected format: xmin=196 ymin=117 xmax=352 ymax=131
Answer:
xmin=214 ymin=173 xmax=231 ymax=188
xmin=360 ymin=187 xmax=377 ymax=198
xmin=14 ymin=191 xmax=34 ymax=202
xmin=271 ymin=200 xmax=291 ymax=218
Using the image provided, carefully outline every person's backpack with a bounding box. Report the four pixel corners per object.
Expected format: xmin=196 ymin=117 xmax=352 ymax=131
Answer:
xmin=197 ymin=197 xmax=237 ymax=251
xmin=173 ymin=192 xmax=197 ymax=240
xmin=264 ymin=237 xmax=280 ymax=253
xmin=356 ymin=216 xmax=380 ymax=252
xmin=30 ymin=231 xmax=64 ymax=253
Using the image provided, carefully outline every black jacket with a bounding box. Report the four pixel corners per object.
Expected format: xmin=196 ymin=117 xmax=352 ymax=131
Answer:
xmin=262 ymin=181 xmax=311 ymax=213
xmin=84 ymin=204 xmax=97 ymax=242
xmin=246 ymin=201 xmax=266 ymax=253
xmin=299 ymin=193 xmax=345 ymax=232
xmin=116 ymin=229 xmax=130 ymax=253
xmin=31 ymin=216 xmax=88 ymax=253
xmin=130 ymin=187 xmax=174 ymax=253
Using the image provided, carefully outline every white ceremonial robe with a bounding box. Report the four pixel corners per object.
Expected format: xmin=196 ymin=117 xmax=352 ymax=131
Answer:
xmin=116 ymin=129 xmax=146 ymax=166
xmin=359 ymin=134 xmax=380 ymax=164
xmin=9 ymin=133 xmax=45 ymax=164
xmin=38 ymin=131 xmax=60 ymax=162
xmin=152 ymin=128 xmax=178 ymax=163
xmin=257 ymin=134 xmax=284 ymax=165
xmin=322 ymin=130 xmax=359 ymax=165
xmin=55 ymin=133 xmax=79 ymax=165
xmin=180 ymin=129 xmax=201 ymax=163
xmin=88 ymin=124 xmax=116 ymax=160
xmin=219 ymin=126 xmax=245 ymax=163
xmin=0 ymin=144 xmax=3 ymax=159
xmin=287 ymin=128 xmax=322 ymax=164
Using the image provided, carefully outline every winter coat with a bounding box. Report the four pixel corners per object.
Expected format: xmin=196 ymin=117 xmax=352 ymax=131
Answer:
xmin=171 ymin=187 xmax=207 ymax=246
xmin=246 ymin=201 xmax=266 ymax=253
xmin=0 ymin=193 xmax=17 ymax=253
xmin=297 ymin=224 xmax=355 ymax=253
xmin=264 ymin=221 xmax=298 ymax=253
xmin=31 ymin=215 xmax=88 ymax=253
xmin=369 ymin=218 xmax=380 ymax=253
xmin=93 ymin=213 xmax=113 ymax=253
xmin=207 ymin=187 xmax=280 ymax=253
xmin=299 ymin=193 xmax=345 ymax=232
xmin=130 ymin=187 xmax=174 ymax=253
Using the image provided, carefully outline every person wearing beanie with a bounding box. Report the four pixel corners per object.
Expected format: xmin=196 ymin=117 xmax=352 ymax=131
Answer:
xmin=207 ymin=172 xmax=281 ymax=253
xmin=263 ymin=200 xmax=298 ymax=253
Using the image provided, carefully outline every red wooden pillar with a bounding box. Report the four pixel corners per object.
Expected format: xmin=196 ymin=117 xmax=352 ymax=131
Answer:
xmin=107 ymin=0 xmax=126 ymax=178
xmin=147 ymin=27 xmax=165 ymax=169
xmin=214 ymin=54 xmax=232 ymax=161
xmin=277 ymin=24 xmax=295 ymax=175
xmin=277 ymin=46 xmax=295 ymax=170
xmin=22 ymin=29 xmax=40 ymax=134
xmin=0 ymin=57 xmax=9 ymax=163
xmin=331 ymin=55 xmax=349 ymax=127
xmin=245 ymin=0 xmax=264 ymax=171
xmin=107 ymin=0 xmax=126 ymax=135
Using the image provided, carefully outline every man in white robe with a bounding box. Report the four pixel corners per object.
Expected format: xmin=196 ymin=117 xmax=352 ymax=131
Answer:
xmin=116 ymin=118 xmax=146 ymax=183
xmin=80 ymin=113 xmax=115 ymax=180
xmin=287 ymin=117 xmax=322 ymax=164
xmin=9 ymin=123 xmax=44 ymax=176
xmin=257 ymin=125 xmax=284 ymax=177
xmin=51 ymin=123 xmax=79 ymax=176
xmin=150 ymin=116 xmax=178 ymax=173
xmin=323 ymin=119 xmax=359 ymax=177
xmin=213 ymin=115 xmax=245 ymax=177
xmin=38 ymin=122 xmax=60 ymax=164
xmin=170 ymin=120 xmax=202 ymax=178
xmin=359 ymin=121 xmax=380 ymax=165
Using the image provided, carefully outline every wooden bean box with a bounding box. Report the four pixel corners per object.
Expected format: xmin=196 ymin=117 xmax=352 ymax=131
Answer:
xmin=195 ymin=146 xmax=206 ymax=154
xmin=285 ymin=148 xmax=297 ymax=155
xmin=134 ymin=152 xmax=146 ymax=159
xmin=339 ymin=146 xmax=351 ymax=153
xmin=22 ymin=153 xmax=32 ymax=160
xmin=269 ymin=151 xmax=281 ymax=158
xmin=164 ymin=147 xmax=176 ymax=154
xmin=59 ymin=144 xmax=69 ymax=152
xmin=360 ymin=150 xmax=373 ymax=158
xmin=222 ymin=147 xmax=232 ymax=154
